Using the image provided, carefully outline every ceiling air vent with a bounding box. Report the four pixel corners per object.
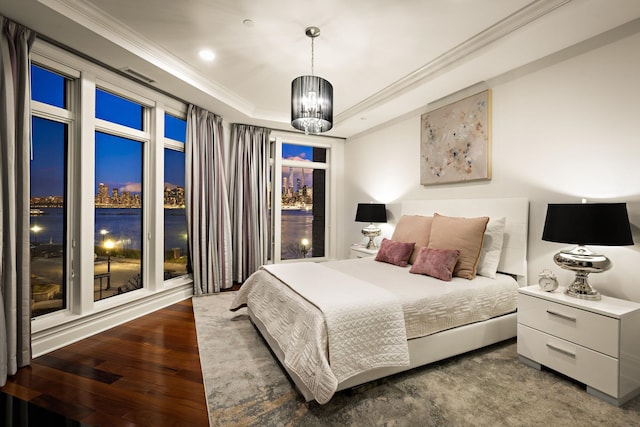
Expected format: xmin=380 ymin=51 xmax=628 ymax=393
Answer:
xmin=120 ymin=67 xmax=156 ymax=84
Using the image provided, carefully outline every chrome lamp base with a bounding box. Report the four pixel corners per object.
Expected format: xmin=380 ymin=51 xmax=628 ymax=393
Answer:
xmin=554 ymin=245 xmax=610 ymax=301
xmin=361 ymin=223 xmax=381 ymax=250
xmin=565 ymin=270 xmax=601 ymax=300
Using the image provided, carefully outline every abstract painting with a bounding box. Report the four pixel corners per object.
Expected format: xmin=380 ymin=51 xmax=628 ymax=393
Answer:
xmin=420 ymin=90 xmax=491 ymax=185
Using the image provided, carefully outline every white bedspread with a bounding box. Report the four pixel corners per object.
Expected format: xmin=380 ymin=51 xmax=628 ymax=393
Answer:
xmin=263 ymin=263 xmax=409 ymax=382
xmin=230 ymin=263 xmax=409 ymax=404
xmin=326 ymin=258 xmax=519 ymax=339
xmin=230 ymin=258 xmax=518 ymax=403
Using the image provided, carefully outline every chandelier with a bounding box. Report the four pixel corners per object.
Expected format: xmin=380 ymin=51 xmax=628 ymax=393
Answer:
xmin=291 ymin=26 xmax=333 ymax=134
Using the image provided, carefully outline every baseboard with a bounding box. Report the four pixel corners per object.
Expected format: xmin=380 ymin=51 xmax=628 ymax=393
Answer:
xmin=31 ymin=284 xmax=193 ymax=357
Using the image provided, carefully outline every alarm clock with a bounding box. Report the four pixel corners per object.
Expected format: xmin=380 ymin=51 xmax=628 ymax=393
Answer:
xmin=538 ymin=269 xmax=558 ymax=292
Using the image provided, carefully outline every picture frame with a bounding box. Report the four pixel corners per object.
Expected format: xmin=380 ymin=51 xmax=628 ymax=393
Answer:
xmin=420 ymin=90 xmax=491 ymax=185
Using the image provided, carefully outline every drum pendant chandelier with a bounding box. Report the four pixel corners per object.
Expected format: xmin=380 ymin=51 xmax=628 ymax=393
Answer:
xmin=291 ymin=26 xmax=333 ymax=134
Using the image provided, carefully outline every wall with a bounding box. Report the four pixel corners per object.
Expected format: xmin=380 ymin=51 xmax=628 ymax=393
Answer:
xmin=342 ymin=26 xmax=640 ymax=302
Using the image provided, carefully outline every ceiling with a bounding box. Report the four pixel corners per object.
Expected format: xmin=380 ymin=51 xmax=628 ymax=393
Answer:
xmin=2 ymin=0 xmax=640 ymax=138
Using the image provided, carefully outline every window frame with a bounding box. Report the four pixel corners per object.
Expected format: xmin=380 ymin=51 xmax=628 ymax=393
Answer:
xmin=29 ymin=63 xmax=75 ymax=319
xmin=271 ymin=134 xmax=342 ymax=263
xmin=30 ymin=41 xmax=192 ymax=349
xmin=162 ymin=110 xmax=190 ymax=282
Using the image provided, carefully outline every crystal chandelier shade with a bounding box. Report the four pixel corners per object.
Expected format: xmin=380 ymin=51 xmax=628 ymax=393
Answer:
xmin=291 ymin=27 xmax=333 ymax=134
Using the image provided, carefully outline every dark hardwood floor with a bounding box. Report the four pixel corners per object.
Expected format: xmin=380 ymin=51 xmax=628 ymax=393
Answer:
xmin=1 ymin=299 xmax=209 ymax=426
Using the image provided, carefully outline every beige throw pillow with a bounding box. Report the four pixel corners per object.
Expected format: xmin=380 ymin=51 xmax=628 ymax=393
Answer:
xmin=391 ymin=215 xmax=433 ymax=264
xmin=427 ymin=213 xmax=489 ymax=280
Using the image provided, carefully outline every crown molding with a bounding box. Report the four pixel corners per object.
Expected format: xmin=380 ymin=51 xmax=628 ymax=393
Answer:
xmin=335 ymin=0 xmax=573 ymax=124
xmin=37 ymin=0 xmax=255 ymax=116
xmin=37 ymin=0 xmax=572 ymax=126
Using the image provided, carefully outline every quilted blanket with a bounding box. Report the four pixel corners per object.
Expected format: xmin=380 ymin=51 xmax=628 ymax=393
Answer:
xmin=230 ymin=262 xmax=409 ymax=403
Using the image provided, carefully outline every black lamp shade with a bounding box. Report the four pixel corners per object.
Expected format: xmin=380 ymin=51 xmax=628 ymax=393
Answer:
xmin=355 ymin=203 xmax=387 ymax=223
xmin=542 ymin=203 xmax=634 ymax=246
xmin=291 ymin=75 xmax=333 ymax=134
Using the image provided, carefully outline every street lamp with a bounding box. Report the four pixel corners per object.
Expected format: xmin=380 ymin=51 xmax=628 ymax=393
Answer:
xmin=104 ymin=239 xmax=115 ymax=291
xmin=100 ymin=229 xmax=109 ymax=243
xmin=31 ymin=225 xmax=42 ymax=243
xmin=300 ymin=238 xmax=309 ymax=258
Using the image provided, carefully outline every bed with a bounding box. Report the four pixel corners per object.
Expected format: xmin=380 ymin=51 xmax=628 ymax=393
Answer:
xmin=230 ymin=198 xmax=529 ymax=404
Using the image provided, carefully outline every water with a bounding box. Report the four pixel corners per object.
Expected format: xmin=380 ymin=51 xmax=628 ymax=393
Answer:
xmin=281 ymin=209 xmax=314 ymax=259
xmin=31 ymin=207 xmax=312 ymax=259
xmin=30 ymin=207 xmax=187 ymax=253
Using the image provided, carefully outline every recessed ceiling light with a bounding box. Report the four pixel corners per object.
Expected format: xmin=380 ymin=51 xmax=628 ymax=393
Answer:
xmin=198 ymin=49 xmax=215 ymax=62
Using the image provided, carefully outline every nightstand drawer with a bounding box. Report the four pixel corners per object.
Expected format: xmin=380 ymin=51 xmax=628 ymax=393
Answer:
xmin=518 ymin=293 xmax=619 ymax=357
xmin=518 ymin=324 xmax=619 ymax=398
xmin=350 ymin=245 xmax=378 ymax=259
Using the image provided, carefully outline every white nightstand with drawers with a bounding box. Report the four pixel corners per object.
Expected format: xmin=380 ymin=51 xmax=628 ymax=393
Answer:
xmin=349 ymin=244 xmax=378 ymax=259
xmin=517 ymin=285 xmax=640 ymax=406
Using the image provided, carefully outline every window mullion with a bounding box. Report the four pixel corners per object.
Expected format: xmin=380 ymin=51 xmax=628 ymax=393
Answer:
xmin=77 ymin=72 xmax=97 ymax=315
xmin=31 ymin=101 xmax=73 ymax=121
xmin=281 ymin=159 xmax=327 ymax=170
xmin=147 ymin=103 xmax=164 ymax=291
xmin=95 ymin=118 xmax=149 ymax=142
xmin=273 ymin=137 xmax=284 ymax=263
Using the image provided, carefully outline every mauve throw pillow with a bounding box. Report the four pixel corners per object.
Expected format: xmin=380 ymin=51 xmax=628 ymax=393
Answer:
xmin=409 ymin=247 xmax=461 ymax=281
xmin=374 ymin=238 xmax=415 ymax=267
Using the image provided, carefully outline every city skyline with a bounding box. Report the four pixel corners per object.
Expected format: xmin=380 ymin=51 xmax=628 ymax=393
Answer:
xmin=31 ymin=182 xmax=185 ymax=208
xmin=282 ymin=167 xmax=314 ymax=208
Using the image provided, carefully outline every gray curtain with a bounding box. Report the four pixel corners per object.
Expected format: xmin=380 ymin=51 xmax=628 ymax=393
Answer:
xmin=229 ymin=124 xmax=271 ymax=283
xmin=185 ymin=105 xmax=232 ymax=294
xmin=0 ymin=17 xmax=34 ymax=387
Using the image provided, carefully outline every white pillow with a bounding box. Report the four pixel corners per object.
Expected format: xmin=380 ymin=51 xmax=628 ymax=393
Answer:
xmin=476 ymin=217 xmax=505 ymax=278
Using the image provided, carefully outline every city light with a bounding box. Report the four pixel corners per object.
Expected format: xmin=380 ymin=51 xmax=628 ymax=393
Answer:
xmin=104 ymin=239 xmax=115 ymax=251
xmin=104 ymin=239 xmax=115 ymax=291
xmin=300 ymin=238 xmax=310 ymax=258
xmin=30 ymin=225 xmax=42 ymax=243
xmin=281 ymin=167 xmax=313 ymax=210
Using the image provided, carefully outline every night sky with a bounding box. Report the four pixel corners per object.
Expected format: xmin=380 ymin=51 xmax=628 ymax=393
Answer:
xmin=31 ymin=64 xmax=186 ymax=197
xmin=31 ymin=64 xmax=315 ymax=198
xmin=282 ymin=143 xmax=313 ymax=161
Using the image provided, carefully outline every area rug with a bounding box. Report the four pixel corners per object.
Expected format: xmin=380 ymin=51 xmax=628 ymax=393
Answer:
xmin=193 ymin=292 xmax=640 ymax=426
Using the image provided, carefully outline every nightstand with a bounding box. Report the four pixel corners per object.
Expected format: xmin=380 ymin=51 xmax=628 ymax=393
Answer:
xmin=517 ymin=285 xmax=640 ymax=406
xmin=350 ymin=244 xmax=378 ymax=259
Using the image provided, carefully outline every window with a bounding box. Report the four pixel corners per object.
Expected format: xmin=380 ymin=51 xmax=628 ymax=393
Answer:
xmin=30 ymin=64 xmax=70 ymax=317
xmin=31 ymin=64 xmax=66 ymax=108
xmin=93 ymin=88 xmax=147 ymax=301
xmin=164 ymin=113 xmax=187 ymax=141
xmin=30 ymin=117 xmax=68 ymax=316
xmin=164 ymin=113 xmax=188 ymax=279
xmin=95 ymin=88 xmax=143 ymax=130
xmin=94 ymin=131 xmax=144 ymax=300
xmin=277 ymin=142 xmax=328 ymax=261
xmin=28 ymin=42 xmax=192 ymax=354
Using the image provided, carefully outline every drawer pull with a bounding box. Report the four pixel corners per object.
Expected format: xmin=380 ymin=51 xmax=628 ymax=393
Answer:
xmin=546 ymin=310 xmax=576 ymax=322
xmin=546 ymin=343 xmax=576 ymax=358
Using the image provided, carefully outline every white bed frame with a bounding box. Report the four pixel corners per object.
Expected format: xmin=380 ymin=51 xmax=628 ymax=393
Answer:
xmin=249 ymin=197 xmax=529 ymax=402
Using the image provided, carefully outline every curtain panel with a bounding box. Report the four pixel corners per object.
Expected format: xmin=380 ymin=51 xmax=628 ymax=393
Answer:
xmin=185 ymin=105 xmax=233 ymax=294
xmin=0 ymin=17 xmax=34 ymax=387
xmin=229 ymin=124 xmax=271 ymax=283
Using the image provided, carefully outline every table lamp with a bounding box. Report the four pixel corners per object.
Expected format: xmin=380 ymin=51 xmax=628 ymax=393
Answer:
xmin=355 ymin=203 xmax=387 ymax=249
xmin=542 ymin=202 xmax=634 ymax=300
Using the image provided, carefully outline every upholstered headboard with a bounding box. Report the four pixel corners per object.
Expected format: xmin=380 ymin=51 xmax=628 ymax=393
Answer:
xmin=400 ymin=198 xmax=529 ymax=285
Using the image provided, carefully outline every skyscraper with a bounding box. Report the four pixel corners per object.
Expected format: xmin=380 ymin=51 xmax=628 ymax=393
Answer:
xmin=97 ymin=182 xmax=109 ymax=205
